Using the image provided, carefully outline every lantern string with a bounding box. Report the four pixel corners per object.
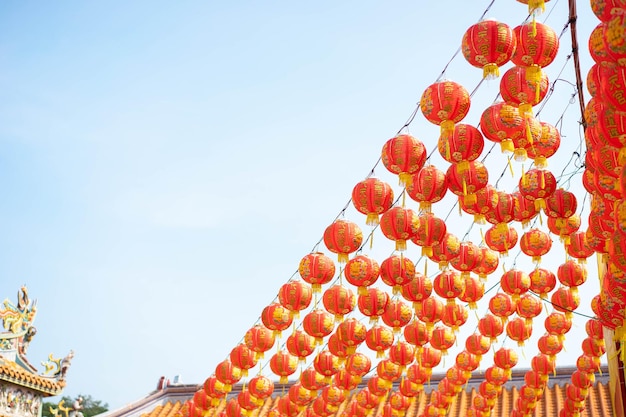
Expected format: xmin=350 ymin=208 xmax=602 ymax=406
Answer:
xmin=528 ymin=290 xmax=596 ymax=320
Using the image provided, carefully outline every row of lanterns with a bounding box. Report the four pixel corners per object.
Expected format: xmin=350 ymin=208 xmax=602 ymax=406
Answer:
xmin=178 ymin=2 xmax=610 ymax=417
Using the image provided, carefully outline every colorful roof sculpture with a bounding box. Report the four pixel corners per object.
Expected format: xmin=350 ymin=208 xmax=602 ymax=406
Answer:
xmin=0 ymin=286 xmax=73 ymax=397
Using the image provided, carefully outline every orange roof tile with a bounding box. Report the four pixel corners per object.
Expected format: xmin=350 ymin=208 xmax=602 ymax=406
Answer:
xmin=140 ymin=401 xmax=184 ymax=417
xmin=0 ymin=363 xmax=65 ymax=396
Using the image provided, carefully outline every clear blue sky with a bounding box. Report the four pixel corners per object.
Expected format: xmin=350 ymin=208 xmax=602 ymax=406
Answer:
xmin=0 ymin=0 xmax=602 ymax=410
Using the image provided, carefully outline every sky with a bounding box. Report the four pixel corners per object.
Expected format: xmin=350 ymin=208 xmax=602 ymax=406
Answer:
xmin=0 ymin=0 xmax=605 ymax=411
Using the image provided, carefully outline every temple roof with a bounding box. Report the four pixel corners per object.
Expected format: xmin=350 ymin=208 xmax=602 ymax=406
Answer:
xmin=0 ymin=361 xmax=66 ymax=396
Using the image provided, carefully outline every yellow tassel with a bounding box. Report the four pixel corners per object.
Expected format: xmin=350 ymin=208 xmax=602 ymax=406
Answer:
xmin=501 ymin=139 xmax=515 ymax=153
xmin=338 ymin=253 xmax=349 ymax=264
xmin=399 ymin=172 xmax=412 ymax=187
xmin=396 ymin=240 xmax=407 ymax=251
xmin=366 ymin=213 xmax=379 ymax=226
xmin=483 ymin=63 xmax=500 ymax=80
xmin=422 ymin=246 xmax=433 ymax=257
xmin=534 ymin=156 xmax=548 ymax=168
xmin=358 ymin=286 xmax=368 ymax=296
xmin=440 ymin=120 xmax=455 ymax=140
xmin=508 ymin=156 xmax=515 ymax=177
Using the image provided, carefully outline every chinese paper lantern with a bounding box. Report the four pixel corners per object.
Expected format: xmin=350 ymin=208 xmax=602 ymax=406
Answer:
xmin=357 ymin=287 xmax=389 ymax=323
xmin=300 ymin=368 xmax=326 ymax=392
xmin=230 ymin=344 xmax=258 ymax=377
xmin=203 ymin=376 xmax=228 ymax=400
xmin=381 ymin=298 xmax=413 ymax=333
xmin=313 ymin=351 xmax=341 ymax=382
xmin=404 ymin=319 xmax=430 ymax=349
xmin=545 ymin=312 xmax=572 ymax=342
xmin=438 ymin=123 xmax=484 ymax=171
xmin=433 ymin=269 xmax=465 ymax=304
xmin=321 ymin=385 xmax=346 ymax=407
xmin=494 ymin=347 xmax=519 ymax=375
xmin=351 ymin=177 xmax=394 ymax=226
xmin=344 ymin=254 xmax=380 ymax=295
xmin=485 ymin=223 xmax=519 ymax=256
xmin=442 ymin=301 xmax=468 ymax=331
xmin=462 ymin=19 xmax=516 ymax=79
xmin=605 ymin=14 xmax=626 ymax=62
xmin=322 ymin=284 xmax=356 ymax=321
xmin=365 ymin=324 xmax=394 ymax=358
xmin=381 ymin=134 xmax=427 ymax=186
xmin=517 ymin=293 xmax=543 ymax=325
xmin=420 ymin=80 xmax=471 ymax=140
xmin=389 ymin=392 xmax=412 ymax=414
xmin=459 ymin=275 xmax=485 ymax=308
xmin=557 ymin=260 xmax=587 ymax=290
xmin=380 ymin=254 xmax=415 ymax=294
xmin=551 ymin=287 xmax=580 ymax=318
xmin=500 ymin=268 xmax=531 ymax=301
xmin=270 ymin=350 xmax=298 ymax=384
xmin=485 ymin=366 xmax=509 ymax=386
xmin=473 ymin=246 xmax=499 ymax=280
xmin=355 ymin=388 xmax=381 ymax=410
xmin=450 ymin=241 xmax=481 ymax=278
xmin=419 ymin=346 xmax=443 ymax=369
xmin=478 ymin=314 xmax=505 ymax=342
xmin=430 ymin=325 xmax=456 ymax=355
xmin=519 ymin=169 xmax=557 ymax=210
xmin=287 ymin=330 xmax=316 ymax=362
xmin=327 ymin=333 xmax=350 ymax=361
xmin=489 ymin=292 xmax=517 ymax=322
xmin=446 ymin=161 xmax=489 ymax=204
xmin=460 ymin=184 xmax=498 ymax=224
xmin=500 ymin=65 xmax=549 ymax=111
xmin=428 ymin=232 xmax=461 ymax=269
xmin=323 ymin=219 xmax=363 ymax=263
xmin=586 ymin=318 xmax=605 ymax=341
xmin=519 ymin=228 xmax=552 ymax=263
xmin=388 ymin=341 xmax=416 ymax=368
xmin=244 ymin=324 xmax=275 ymax=359
xmin=345 ymin=352 xmax=372 ymax=379
xmin=507 ymin=317 xmax=533 ymax=346
xmin=411 ymin=213 xmax=447 ymax=257
xmin=456 ymin=350 xmax=480 ymax=373
xmin=512 ymin=21 xmax=559 ymax=68
xmin=466 ymin=333 xmax=491 ymax=360
xmin=582 ymin=337 xmax=606 ymax=357
xmin=303 ymin=308 xmax=335 ymax=345
xmin=513 ymin=191 xmax=540 ymax=226
xmin=238 ymin=389 xmax=262 ymax=411
xmin=400 ymin=271 xmax=432 ymax=307
xmin=336 ymin=318 xmax=367 ymax=353
xmin=289 ymin=383 xmax=314 ymax=407
xmin=399 ymin=377 xmax=421 ymax=397
xmin=486 ymin=191 xmax=516 ymax=226
xmin=591 ymin=0 xmax=626 ymax=22
xmin=527 ymin=121 xmax=561 ymax=167
xmin=248 ymin=375 xmax=274 ymax=400
xmin=577 ymin=354 xmax=602 ymax=374
xmin=480 ymin=102 xmax=524 ymax=152
xmin=538 ymin=333 xmax=563 ymax=361
xmin=379 ymin=207 xmax=420 ymax=251
xmin=299 ymin=252 xmax=336 ymax=293
xmin=276 ymin=397 xmax=300 ymax=417
xmin=215 ymin=360 xmax=242 ymax=391
xmin=278 ymin=280 xmax=313 ymax=319
xmin=531 ymin=354 xmax=556 ymax=377
xmin=225 ymin=398 xmax=241 ymax=417
xmin=415 ymin=296 xmax=444 ymax=330
xmin=446 ymin=366 xmax=471 ymax=389
xmin=530 ymin=267 xmax=557 ymax=298
xmin=571 ymin=369 xmax=595 ymax=389
xmin=545 ymin=189 xmax=577 ymax=219
xmin=406 ymin=363 xmax=433 ymax=388
xmin=193 ymin=390 xmax=211 ymax=410
xmin=334 ymin=369 xmax=361 ymax=392
xmin=261 ymin=303 xmax=293 ymax=337
xmin=407 ymin=165 xmax=448 ymax=212
xmin=547 ymin=214 xmax=580 ymax=244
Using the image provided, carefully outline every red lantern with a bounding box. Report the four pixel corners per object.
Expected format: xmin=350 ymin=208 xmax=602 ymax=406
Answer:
xmin=494 ymin=347 xmax=519 ymax=373
xmin=407 ymin=165 xmax=448 ymax=212
xmin=365 ymin=324 xmax=394 ymax=358
xmin=577 ymin=354 xmax=602 ymax=374
xmin=327 ymin=333 xmax=350 ymax=360
xmin=545 ymin=312 xmax=572 ymax=341
xmin=420 ymin=80 xmax=471 ymax=140
xmin=519 ymin=169 xmax=557 ymax=210
xmin=460 ymin=184 xmax=498 ymax=224
xmin=517 ymin=293 xmax=543 ymax=325
xmin=299 ymin=252 xmax=336 ymax=293
xmin=406 ymin=363 xmax=433 ymax=387
xmin=520 ymin=228 xmax=552 ymax=263
xmin=544 ymin=189 xmax=577 ymax=219
xmin=345 ymin=352 xmax=372 ymax=379
xmin=286 ymin=330 xmax=316 ymax=362
xmin=428 ymin=232 xmax=461 ymax=269
xmin=388 ymin=341 xmax=416 ymax=368
xmin=244 ymin=325 xmax=275 ymax=359
xmin=404 ymin=319 xmax=430 ymax=348
xmin=438 ymin=123 xmax=484 ymax=170
xmin=381 ymin=299 xmax=413 ymax=332
xmin=261 ymin=303 xmax=293 ymax=337
xmin=530 ymin=267 xmax=557 ymax=298
xmin=415 ymin=297 xmax=444 ymax=330
xmin=400 ymin=271 xmax=432 ymax=306
xmin=303 ymin=308 xmax=335 ymax=345
xmin=459 ymin=275 xmax=485 ymax=309
xmin=225 ymin=398 xmax=241 ymax=417
xmin=278 ymin=280 xmax=312 ymax=319
xmin=381 ymin=134 xmax=427 ymax=186
xmin=380 ymin=254 xmax=415 ymax=294
xmin=203 ymin=376 xmax=228 ymax=400
xmin=456 ymin=350 xmax=480 ymax=373
xmin=466 ymin=333 xmax=492 ymax=359
xmin=276 ymin=397 xmax=300 ymax=417
xmin=450 ymin=241 xmax=481 ymax=278
xmin=513 ymin=191 xmax=540 ymax=226
xmin=430 ymin=325 xmax=456 ymax=355
xmin=300 ymin=368 xmax=326 ymax=391
xmin=336 ymin=318 xmax=367 ymax=353
xmin=355 ymin=388 xmax=381 ymax=410
xmin=313 ymin=350 xmax=342 ymax=380
xmin=193 ymin=390 xmax=211 ymax=410
xmin=446 ymin=161 xmax=489 ymax=205
xmin=357 ymin=287 xmax=389 ymax=324
xmin=485 ymin=223 xmax=518 ymax=256
xmin=321 ymin=385 xmax=346 ymax=407
xmin=323 ymin=219 xmax=363 ymax=263
xmin=419 ymin=346 xmax=443 ymax=369
xmin=478 ymin=314 xmax=504 ymax=343
xmin=229 ymin=344 xmax=258 ymax=377
xmin=507 ymin=317 xmax=533 ymax=346
xmin=289 ymin=383 xmax=314 ymax=407
xmin=344 ymin=255 xmax=380 ymax=295
xmin=532 ymin=354 xmax=556 ymax=377
xmin=538 ymin=333 xmax=563 ymax=361
xmin=411 ymin=213 xmax=447 ymax=257
xmin=379 ymin=207 xmax=420 ymax=251
xmin=582 ymin=337 xmax=606 ymax=357
xmin=433 ymin=269 xmax=465 ymax=303
xmin=557 ymin=260 xmax=587 ymax=289
xmin=527 ymin=121 xmax=561 ymax=167
xmin=500 ymin=65 xmax=549 ymax=111
xmin=270 ymin=350 xmax=298 ymax=384
xmin=485 ymin=366 xmax=509 ymax=386
xmin=512 ymin=21 xmax=559 ymax=67
xmin=442 ymin=301 xmax=468 ymax=331
xmin=547 ymin=214 xmax=580 ymax=244
xmin=334 ymin=369 xmax=361 ymax=392
xmin=351 ymin=177 xmax=394 ymax=226
xmin=486 ymin=191 xmax=516 ymax=226
xmin=480 ymin=102 xmax=524 ymax=152
xmin=462 ymin=19 xmax=516 ymax=79
xmin=322 ymin=284 xmax=356 ymax=321
xmin=500 ymin=268 xmax=531 ymax=301
xmin=489 ymin=292 xmax=517 ymax=321
xmin=238 ymin=389 xmax=262 ymax=411
xmin=248 ymin=375 xmax=274 ymax=400
xmin=551 ymin=287 xmax=580 ymax=318
xmin=586 ymin=318 xmax=605 ymax=341
xmin=473 ymin=246 xmax=499 ymax=280
xmin=215 ymin=360 xmax=242 ymax=390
